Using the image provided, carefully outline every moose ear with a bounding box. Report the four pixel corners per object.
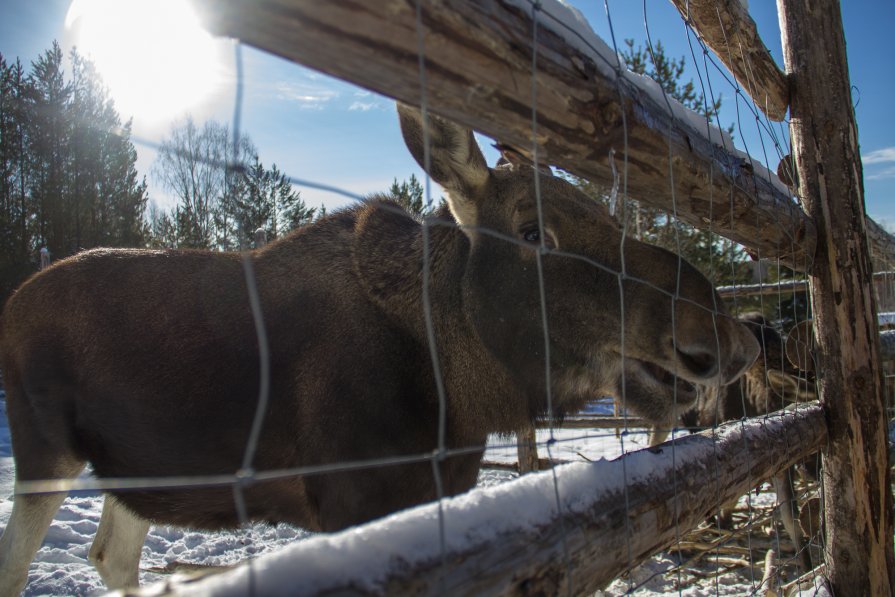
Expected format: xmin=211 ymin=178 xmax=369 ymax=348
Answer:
xmin=397 ymin=103 xmax=489 ymax=227
xmin=494 ymin=142 xmax=553 ymax=177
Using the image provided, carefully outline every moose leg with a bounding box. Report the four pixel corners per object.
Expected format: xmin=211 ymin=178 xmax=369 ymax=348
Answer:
xmin=88 ymin=496 xmax=150 ymax=590
xmin=648 ymin=425 xmax=670 ymax=447
xmin=0 ymin=484 xmax=79 ymax=596
xmin=772 ymin=469 xmax=811 ymax=571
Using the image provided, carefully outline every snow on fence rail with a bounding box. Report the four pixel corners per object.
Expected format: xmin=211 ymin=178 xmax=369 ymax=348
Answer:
xmin=139 ymin=404 xmax=827 ymax=596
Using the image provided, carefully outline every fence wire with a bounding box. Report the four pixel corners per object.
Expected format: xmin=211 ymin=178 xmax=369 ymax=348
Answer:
xmin=1 ymin=0 xmax=866 ymax=595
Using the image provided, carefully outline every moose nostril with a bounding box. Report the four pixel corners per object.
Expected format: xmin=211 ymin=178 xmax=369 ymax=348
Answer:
xmin=676 ymin=347 xmax=718 ymax=379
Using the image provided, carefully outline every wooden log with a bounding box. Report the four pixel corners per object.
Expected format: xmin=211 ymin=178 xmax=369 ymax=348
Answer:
xmin=190 ymin=0 xmax=818 ymax=272
xmin=516 ymin=426 xmax=539 ymax=473
xmin=139 ymin=404 xmax=827 ymax=595
xmin=778 ymin=0 xmax=895 ymax=593
xmin=866 ymin=217 xmax=895 ymax=266
xmin=536 ymin=415 xmax=648 ymax=430
xmin=879 ymin=330 xmax=895 ymax=363
xmin=761 ymin=549 xmax=781 ymax=597
xmin=781 ymin=564 xmax=828 ymax=597
xmin=481 ymin=457 xmax=568 ymax=472
xmin=716 ymin=279 xmax=808 ymax=298
xmin=717 ymin=272 xmax=895 ymax=304
xmin=667 ymin=0 xmax=789 ymax=121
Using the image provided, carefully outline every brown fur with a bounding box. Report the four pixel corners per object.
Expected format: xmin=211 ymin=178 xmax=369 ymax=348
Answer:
xmin=681 ymin=313 xmax=816 ymax=428
xmin=0 ymin=105 xmax=759 ymax=592
xmin=680 ymin=313 xmax=817 ymax=569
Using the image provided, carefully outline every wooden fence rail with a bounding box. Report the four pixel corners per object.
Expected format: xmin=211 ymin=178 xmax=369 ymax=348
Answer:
xmin=668 ymin=0 xmax=789 ymax=121
xmin=144 ymin=404 xmax=827 ymax=595
xmin=192 ymin=0 xmax=823 ymax=271
xmin=536 ymin=415 xmax=647 ymax=430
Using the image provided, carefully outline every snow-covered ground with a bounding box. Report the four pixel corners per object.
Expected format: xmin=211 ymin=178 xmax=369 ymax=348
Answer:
xmin=1 ymin=394 xmax=800 ymax=596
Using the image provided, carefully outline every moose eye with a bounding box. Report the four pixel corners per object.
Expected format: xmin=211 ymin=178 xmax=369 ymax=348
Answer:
xmin=520 ymin=226 xmax=556 ymax=249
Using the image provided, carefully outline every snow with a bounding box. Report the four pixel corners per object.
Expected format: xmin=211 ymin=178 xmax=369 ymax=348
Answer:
xmin=511 ymin=0 xmax=736 ymax=150
xmin=504 ymin=0 xmax=795 ymax=201
xmin=0 ymin=395 xmax=640 ymax=596
xmin=0 ymin=391 xmax=814 ymax=595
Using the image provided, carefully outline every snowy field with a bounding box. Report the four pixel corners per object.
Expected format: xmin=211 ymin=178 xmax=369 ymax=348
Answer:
xmin=0 ymin=393 xmax=804 ymax=596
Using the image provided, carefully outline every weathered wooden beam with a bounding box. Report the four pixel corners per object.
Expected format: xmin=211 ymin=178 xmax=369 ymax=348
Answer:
xmin=191 ymin=0 xmax=818 ymax=272
xmin=140 ymin=404 xmax=826 ymax=595
xmin=481 ymin=457 xmax=567 ymax=472
xmin=880 ymin=330 xmax=895 ymax=363
xmin=519 ymin=416 xmax=651 ymax=474
xmin=717 ymin=271 xmax=895 ymax=299
xmin=717 ymin=278 xmax=808 ymax=298
xmin=668 ymin=0 xmax=789 ymax=121
xmin=536 ymin=415 xmax=648 ymax=430
xmin=778 ymin=0 xmax=895 ymax=593
xmin=866 ymin=217 xmax=895 ymax=265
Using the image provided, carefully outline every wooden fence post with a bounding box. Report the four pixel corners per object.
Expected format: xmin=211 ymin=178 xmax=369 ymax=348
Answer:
xmin=778 ymin=0 xmax=895 ymax=592
xmin=516 ymin=426 xmax=539 ymax=473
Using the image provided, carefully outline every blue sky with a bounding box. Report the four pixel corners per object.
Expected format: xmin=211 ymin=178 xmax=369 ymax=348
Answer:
xmin=1 ymin=0 xmax=893 ymax=227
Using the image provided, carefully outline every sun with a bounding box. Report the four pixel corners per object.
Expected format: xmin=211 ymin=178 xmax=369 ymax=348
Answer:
xmin=65 ymin=0 xmax=226 ymax=124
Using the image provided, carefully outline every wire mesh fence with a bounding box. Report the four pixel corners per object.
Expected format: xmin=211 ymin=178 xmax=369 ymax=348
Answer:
xmin=0 ymin=0 xmax=889 ymax=595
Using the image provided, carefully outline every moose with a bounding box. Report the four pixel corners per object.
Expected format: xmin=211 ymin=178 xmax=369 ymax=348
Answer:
xmin=680 ymin=313 xmax=817 ymax=569
xmin=625 ymin=312 xmax=817 ymax=568
xmin=0 ymin=104 xmax=759 ymax=593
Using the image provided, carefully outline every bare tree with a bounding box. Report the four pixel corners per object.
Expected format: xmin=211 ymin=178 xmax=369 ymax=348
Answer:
xmin=153 ymin=117 xmax=254 ymax=248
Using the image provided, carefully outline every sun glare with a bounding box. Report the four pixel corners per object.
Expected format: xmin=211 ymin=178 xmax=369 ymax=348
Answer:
xmin=65 ymin=0 xmax=224 ymax=124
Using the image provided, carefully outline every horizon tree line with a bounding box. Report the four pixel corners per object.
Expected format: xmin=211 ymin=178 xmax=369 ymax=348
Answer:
xmin=0 ymin=42 xmax=321 ymax=304
xmin=0 ymin=42 xmax=148 ymax=301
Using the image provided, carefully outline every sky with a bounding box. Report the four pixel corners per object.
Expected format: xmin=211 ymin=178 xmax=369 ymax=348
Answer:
xmin=0 ymin=0 xmax=893 ymax=228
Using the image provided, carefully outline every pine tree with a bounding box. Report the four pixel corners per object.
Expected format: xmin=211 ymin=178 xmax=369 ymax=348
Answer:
xmin=101 ymin=117 xmax=148 ymax=247
xmin=273 ymin=164 xmax=315 ymax=234
xmin=28 ymin=42 xmax=71 ymax=257
xmin=388 ymin=173 xmax=444 ymax=217
xmin=0 ymin=56 xmax=18 ymax=261
xmin=68 ymin=49 xmax=100 ymax=250
xmin=218 ymin=158 xmax=273 ymax=249
xmin=147 ymin=200 xmax=177 ymax=248
xmin=218 ymin=158 xmax=314 ymax=247
xmin=0 ymin=44 xmax=149 ymax=302
xmin=0 ymin=55 xmax=33 ymax=299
